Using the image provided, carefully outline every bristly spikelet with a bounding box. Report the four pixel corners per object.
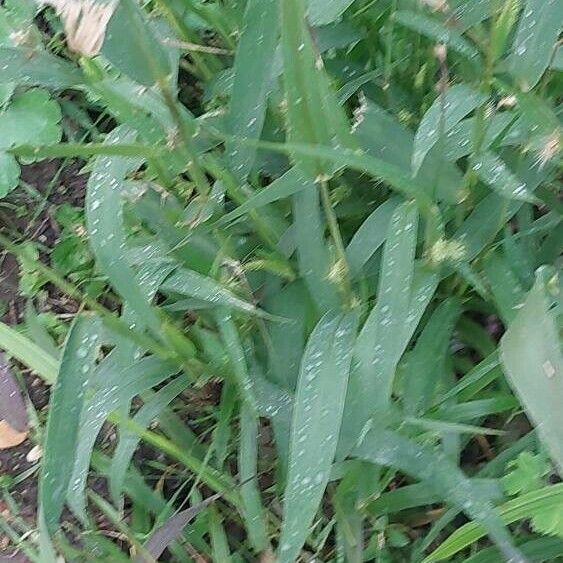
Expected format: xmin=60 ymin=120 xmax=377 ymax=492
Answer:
xmin=428 ymin=237 xmax=466 ymax=265
xmin=535 ymin=130 xmax=561 ymax=169
xmin=40 ymin=0 xmax=117 ymax=57
xmin=351 ymin=92 xmax=368 ymax=133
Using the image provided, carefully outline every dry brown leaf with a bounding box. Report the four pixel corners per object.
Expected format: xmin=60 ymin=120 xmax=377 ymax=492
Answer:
xmin=0 ymin=420 xmax=27 ymax=449
xmin=40 ymin=0 xmax=117 ymax=57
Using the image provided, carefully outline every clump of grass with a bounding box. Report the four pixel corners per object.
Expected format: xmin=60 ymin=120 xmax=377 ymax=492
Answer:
xmin=0 ymin=0 xmax=561 ymax=561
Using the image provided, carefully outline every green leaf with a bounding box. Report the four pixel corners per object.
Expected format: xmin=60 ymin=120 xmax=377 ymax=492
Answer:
xmin=226 ymin=0 xmax=279 ymax=182
xmin=281 ymin=0 xmax=352 ymax=177
xmin=500 ymin=269 xmax=563 ymax=474
xmin=355 ymin=102 xmax=465 ymax=203
xmin=0 ymin=150 xmax=19 ymax=197
xmin=0 ymin=47 xmax=83 ymax=89
xmin=508 ymin=0 xmax=563 ymax=90
xmin=109 ymin=376 xmax=187 ymax=504
xmin=239 ymin=404 xmax=270 ymax=553
xmin=307 ymin=0 xmax=355 ymax=25
xmin=345 ymin=197 xmax=400 ymax=276
xmin=279 ymin=311 xmax=358 ymax=563
xmin=161 ymin=268 xmax=262 ymax=316
xmin=0 ymin=320 xmax=59 ymax=384
xmin=483 ymin=250 xmax=526 ymax=324
xmin=394 ymin=11 xmax=481 ymax=60
xmin=413 ymin=84 xmax=487 ymax=174
xmin=403 ymin=298 xmax=461 ymax=415
xmin=341 ymin=202 xmax=419 ymax=450
xmin=86 ymin=127 xmax=162 ymax=334
xmin=465 ymin=537 xmax=563 ymax=563
xmin=101 ymin=0 xmax=171 ymax=86
xmin=0 ymin=88 xmax=62 ymax=150
xmin=354 ymin=429 xmax=523 ymax=563
xmin=425 ymin=483 xmax=563 ymax=561
xmin=472 ymin=151 xmax=537 ymax=202
xmin=40 ymin=315 xmax=102 ymax=532
xmin=67 ymin=356 xmax=179 ymax=519
xmin=502 ymin=452 xmax=550 ymax=496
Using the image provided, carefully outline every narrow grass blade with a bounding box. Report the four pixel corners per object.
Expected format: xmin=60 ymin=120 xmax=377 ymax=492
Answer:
xmin=403 ymin=299 xmax=461 ymax=415
xmin=500 ymin=269 xmax=563 ymax=473
xmin=86 ymin=126 xmax=161 ymax=333
xmin=346 ymin=197 xmax=400 ymax=276
xmin=40 ymin=315 xmax=101 ymax=532
xmin=0 ymin=353 xmax=27 ymax=432
xmin=339 ymin=263 xmax=438 ymax=457
xmin=472 ymin=152 xmax=536 ymax=202
xmin=162 ymin=268 xmax=262 ymax=316
xmin=67 ymin=357 xmax=179 ymax=519
xmin=266 ymin=281 xmax=307 ymax=391
xmin=413 ymin=84 xmax=486 ymax=174
xmin=214 ymin=307 xmax=258 ymax=412
xmin=109 ymin=376 xmax=188 ymax=504
xmin=226 ymin=0 xmax=279 ymax=182
xmin=0 ymin=321 xmax=59 ymax=384
xmin=218 ymin=167 xmax=309 ymax=225
xmin=353 ymin=429 xmax=524 ymax=563
xmin=508 ymin=0 xmax=563 ymax=90
xmin=292 ymin=184 xmax=340 ymax=314
xmin=425 ymin=483 xmax=563 ymax=561
xmin=279 ymin=311 xmax=358 ymax=563
xmin=483 ymin=251 xmax=526 ymax=324
xmin=0 ymin=47 xmax=82 ymax=89
xmin=135 ymin=494 xmax=221 ymax=563
xmin=239 ymin=404 xmax=269 ymax=553
xmin=393 ymin=11 xmax=481 ymax=60
xmin=465 ymin=537 xmax=563 ymax=563
xmin=342 ymin=202 xmax=419 ymax=442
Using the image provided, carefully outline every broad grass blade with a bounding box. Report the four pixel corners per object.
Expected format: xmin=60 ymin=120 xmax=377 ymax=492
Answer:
xmin=355 ymin=102 xmax=464 ymax=203
xmin=346 ymin=197 xmax=400 ymax=276
xmin=413 ymin=84 xmax=486 ymax=174
xmin=500 ymin=269 xmax=563 ymax=473
xmin=508 ymin=0 xmax=563 ymax=90
xmin=86 ymin=126 xmax=161 ymax=333
xmin=227 ymin=0 xmax=279 ymax=182
xmin=472 ymin=152 xmax=536 ymax=202
xmin=279 ymin=311 xmax=358 ymax=563
xmin=40 ymin=315 xmax=102 ymax=532
xmin=67 ymin=357 xmax=179 ymax=519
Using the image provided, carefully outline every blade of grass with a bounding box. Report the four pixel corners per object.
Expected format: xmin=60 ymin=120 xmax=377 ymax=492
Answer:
xmin=508 ymin=0 xmax=563 ymax=90
xmin=500 ymin=268 xmax=563 ymax=473
xmin=239 ymin=404 xmax=270 ymax=553
xmin=226 ymin=0 xmax=279 ymax=182
xmin=0 ymin=321 xmax=58 ymax=384
xmin=109 ymin=376 xmax=188 ymax=505
xmin=40 ymin=315 xmax=102 ymax=532
xmin=425 ymin=483 xmax=563 ymax=561
xmin=353 ymin=428 xmax=524 ymax=563
xmin=279 ymin=311 xmax=358 ymax=563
